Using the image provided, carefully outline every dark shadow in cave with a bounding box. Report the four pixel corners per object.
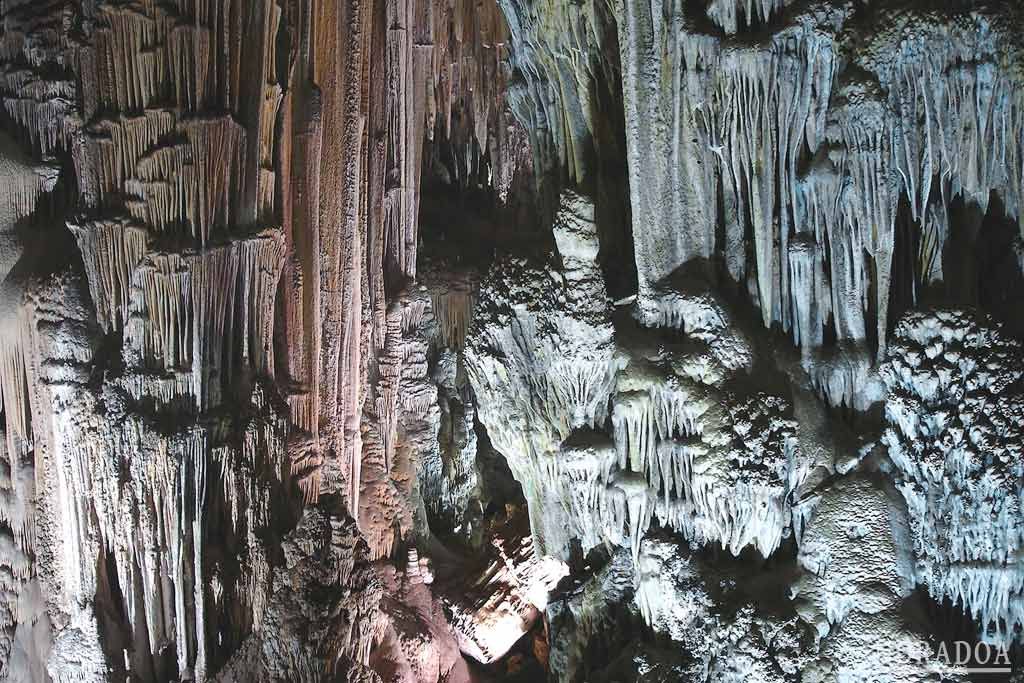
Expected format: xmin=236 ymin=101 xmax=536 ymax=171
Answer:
xmin=975 ymin=192 xmax=1024 ymax=339
xmin=890 ymin=186 xmax=1024 ymax=341
xmin=944 ymin=194 xmax=987 ymax=308
xmin=908 ymin=588 xmax=1022 ymax=682
xmin=582 ymin=6 xmax=636 ymax=303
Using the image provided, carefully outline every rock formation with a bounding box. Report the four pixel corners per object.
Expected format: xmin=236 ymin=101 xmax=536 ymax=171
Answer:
xmin=0 ymin=0 xmax=1023 ymax=681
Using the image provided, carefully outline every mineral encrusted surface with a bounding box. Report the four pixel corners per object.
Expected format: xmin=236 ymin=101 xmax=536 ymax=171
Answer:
xmin=0 ymin=0 xmax=1023 ymax=681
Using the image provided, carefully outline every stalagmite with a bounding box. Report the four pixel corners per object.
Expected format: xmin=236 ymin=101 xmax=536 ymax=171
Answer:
xmin=467 ymin=191 xmax=621 ymax=558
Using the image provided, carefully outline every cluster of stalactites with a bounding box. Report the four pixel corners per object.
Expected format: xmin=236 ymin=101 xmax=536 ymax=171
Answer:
xmin=53 ymin=383 xmax=291 ymax=680
xmin=0 ymin=0 xmax=535 ymax=679
xmin=618 ymin=3 xmax=1024 ymax=409
xmin=480 ymin=335 xmax=802 ymax=567
xmin=0 ymin=130 xmax=59 ymax=232
xmin=69 ymin=0 xmax=286 ymax=241
xmin=68 ymin=218 xmax=149 ymax=332
xmin=58 ymin=0 xmax=292 ymax=419
xmin=427 ymin=0 xmax=509 ymax=149
xmin=2 ymin=219 xmax=293 ymax=678
xmin=77 ymin=113 xmax=251 ymax=244
xmin=603 ymin=380 xmax=802 ymax=563
xmin=421 ymin=0 xmax=522 ymax=202
xmin=72 ymin=223 xmax=287 ymax=411
xmin=705 ymin=0 xmax=792 ymax=34
xmin=431 ymin=288 xmax=475 ymax=350
xmin=0 ymin=0 xmax=79 ymax=156
xmin=500 ymin=0 xmax=615 ymax=187
xmin=84 ymin=0 xmax=285 ymax=116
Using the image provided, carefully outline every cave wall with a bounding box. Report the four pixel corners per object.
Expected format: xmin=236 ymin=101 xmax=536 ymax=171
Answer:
xmin=0 ymin=0 xmax=521 ymax=680
xmin=0 ymin=0 xmax=1023 ymax=682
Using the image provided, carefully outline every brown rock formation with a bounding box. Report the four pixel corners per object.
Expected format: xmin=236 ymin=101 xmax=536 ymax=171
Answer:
xmin=0 ymin=0 xmax=522 ymax=680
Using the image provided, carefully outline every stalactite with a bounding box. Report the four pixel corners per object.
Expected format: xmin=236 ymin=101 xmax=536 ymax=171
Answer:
xmin=430 ymin=290 xmax=474 ymax=349
xmin=706 ymin=0 xmax=792 ymax=34
xmin=424 ymin=0 xmax=511 ymax=192
xmin=616 ymin=1 xmax=1024 ymax=391
xmin=499 ymin=0 xmax=613 ymax=189
xmin=124 ymin=118 xmax=247 ymax=243
xmin=69 ymin=218 xmax=149 ymax=331
xmin=80 ymin=111 xmax=177 ymax=207
xmin=122 ymin=230 xmax=285 ymax=410
xmin=0 ymin=0 xmax=514 ymax=679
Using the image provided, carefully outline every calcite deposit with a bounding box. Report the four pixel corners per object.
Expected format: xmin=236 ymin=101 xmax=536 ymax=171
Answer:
xmin=0 ymin=0 xmax=1023 ymax=681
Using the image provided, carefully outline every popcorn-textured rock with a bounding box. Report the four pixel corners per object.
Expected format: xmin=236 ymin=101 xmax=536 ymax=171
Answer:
xmin=882 ymin=309 xmax=1024 ymax=644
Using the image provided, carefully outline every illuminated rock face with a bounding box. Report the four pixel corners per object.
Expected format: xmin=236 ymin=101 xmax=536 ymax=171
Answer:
xmin=1 ymin=0 xmax=1024 ymax=682
xmin=882 ymin=310 xmax=1024 ymax=644
xmin=0 ymin=0 xmax=519 ymax=681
